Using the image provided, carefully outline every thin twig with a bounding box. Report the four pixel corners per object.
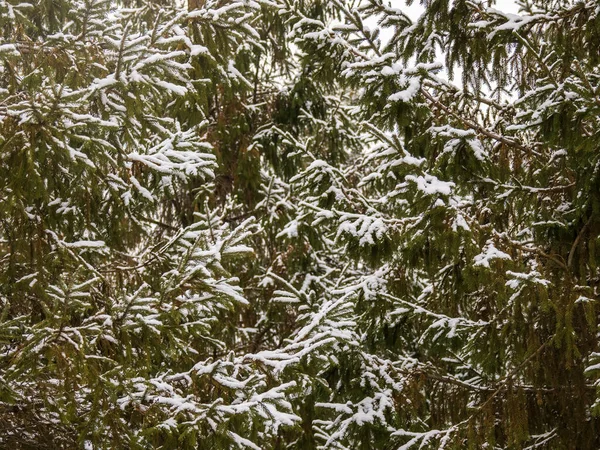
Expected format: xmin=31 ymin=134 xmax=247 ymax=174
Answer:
xmin=568 ymin=216 xmax=592 ymax=269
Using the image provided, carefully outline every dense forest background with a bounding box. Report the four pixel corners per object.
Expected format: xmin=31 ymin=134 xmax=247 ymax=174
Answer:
xmin=1 ymin=0 xmax=600 ymax=448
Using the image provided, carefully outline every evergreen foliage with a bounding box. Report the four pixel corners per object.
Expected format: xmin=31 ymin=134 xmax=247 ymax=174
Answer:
xmin=1 ymin=0 xmax=600 ymax=448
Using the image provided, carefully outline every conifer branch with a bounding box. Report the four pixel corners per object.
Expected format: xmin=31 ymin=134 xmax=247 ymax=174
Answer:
xmin=421 ymin=87 xmax=540 ymax=157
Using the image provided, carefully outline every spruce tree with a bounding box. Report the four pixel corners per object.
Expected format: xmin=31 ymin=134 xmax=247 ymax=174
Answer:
xmin=2 ymin=0 xmax=600 ymax=449
xmin=278 ymin=0 xmax=600 ymax=448
xmin=0 ymin=0 xmax=301 ymax=448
